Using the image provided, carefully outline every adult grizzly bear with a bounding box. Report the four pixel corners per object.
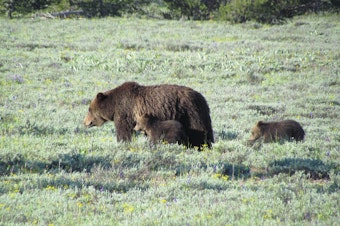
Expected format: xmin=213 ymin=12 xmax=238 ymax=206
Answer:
xmin=134 ymin=114 xmax=188 ymax=145
xmin=248 ymin=120 xmax=305 ymax=145
xmin=84 ymin=82 xmax=214 ymax=148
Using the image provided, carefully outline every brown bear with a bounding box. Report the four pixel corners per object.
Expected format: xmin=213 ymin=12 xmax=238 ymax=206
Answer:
xmin=134 ymin=114 xmax=188 ymax=145
xmin=249 ymin=120 xmax=305 ymax=144
xmin=84 ymin=82 xmax=214 ymax=148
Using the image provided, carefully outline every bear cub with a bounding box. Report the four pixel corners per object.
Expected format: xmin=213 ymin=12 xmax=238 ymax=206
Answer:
xmin=249 ymin=119 xmax=305 ymax=144
xmin=134 ymin=114 xmax=188 ymax=145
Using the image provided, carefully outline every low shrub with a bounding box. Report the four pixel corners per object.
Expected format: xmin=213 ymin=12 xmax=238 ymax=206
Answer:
xmin=218 ymin=0 xmax=334 ymax=24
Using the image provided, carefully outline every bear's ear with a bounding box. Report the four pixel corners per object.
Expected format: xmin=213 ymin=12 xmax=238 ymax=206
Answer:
xmin=96 ymin=92 xmax=107 ymax=101
xmin=143 ymin=114 xmax=151 ymax=119
xmin=257 ymin=121 xmax=264 ymax=126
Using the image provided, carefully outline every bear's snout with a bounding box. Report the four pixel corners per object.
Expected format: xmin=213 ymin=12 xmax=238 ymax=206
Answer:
xmin=84 ymin=118 xmax=93 ymax=128
xmin=84 ymin=121 xmax=90 ymax=127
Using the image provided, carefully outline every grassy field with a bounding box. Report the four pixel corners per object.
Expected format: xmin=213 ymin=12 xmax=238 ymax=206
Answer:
xmin=0 ymin=14 xmax=339 ymax=225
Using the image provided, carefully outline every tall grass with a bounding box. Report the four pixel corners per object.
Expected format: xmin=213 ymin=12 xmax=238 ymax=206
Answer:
xmin=0 ymin=14 xmax=339 ymax=225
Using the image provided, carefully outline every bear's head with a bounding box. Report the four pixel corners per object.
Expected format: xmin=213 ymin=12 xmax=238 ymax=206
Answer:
xmin=84 ymin=93 xmax=111 ymax=128
xmin=248 ymin=121 xmax=264 ymax=144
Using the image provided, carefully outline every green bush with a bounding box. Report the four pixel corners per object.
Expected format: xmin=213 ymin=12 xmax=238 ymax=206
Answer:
xmin=0 ymin=0 xmax=153 ymax=18
xmin=0 ymin=0 xmax=64 ymax=18
xmin=218 ymin=0 xmax=334 ymax=24
xmin=163 ymin=0 xmax=222 ymax=20
xmin=1 ymin=0 xmax=337 ymax=19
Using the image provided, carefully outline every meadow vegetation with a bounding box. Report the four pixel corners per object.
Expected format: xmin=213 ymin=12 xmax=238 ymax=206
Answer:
xmin=0 ymin=14 xmax=339 ymax=225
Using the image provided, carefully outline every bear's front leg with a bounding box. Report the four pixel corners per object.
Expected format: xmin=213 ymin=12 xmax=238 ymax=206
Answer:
xmin=114 ymin=116 xmax=134 ymax=142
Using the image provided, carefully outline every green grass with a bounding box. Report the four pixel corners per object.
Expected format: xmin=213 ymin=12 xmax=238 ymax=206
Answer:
xmin=0 ymin=14 xmax=339 ymax=225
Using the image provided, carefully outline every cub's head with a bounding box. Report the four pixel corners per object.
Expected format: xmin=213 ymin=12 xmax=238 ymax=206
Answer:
xmin=248 ymin=121 xmax=264 ymax=144
xmin=133 ymin=114 xmax=150 ymax=132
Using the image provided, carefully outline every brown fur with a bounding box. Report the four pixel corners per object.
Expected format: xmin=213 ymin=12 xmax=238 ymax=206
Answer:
xmin=84 ymin=82 xmax=214 ymax=148
xmin=249 ymin=120 xmax=305 ymax=144
xmin=134 ymin=114 xmax=188 ymax=145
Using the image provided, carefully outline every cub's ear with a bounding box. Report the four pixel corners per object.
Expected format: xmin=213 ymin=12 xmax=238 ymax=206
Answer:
xmin=96 ymin=92 xmax=107 ymax=101
xmin=257 ymin=121 xmax=264 ymax=126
